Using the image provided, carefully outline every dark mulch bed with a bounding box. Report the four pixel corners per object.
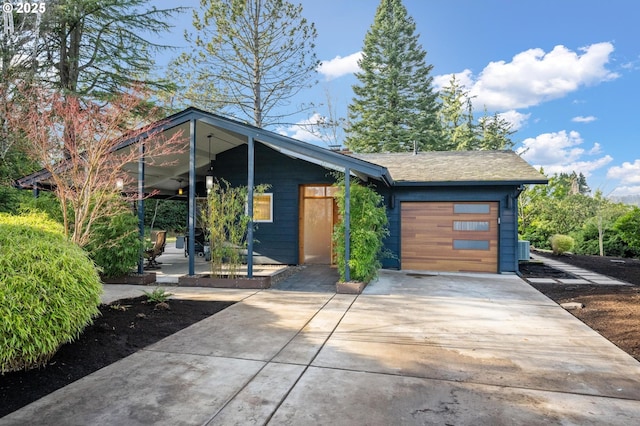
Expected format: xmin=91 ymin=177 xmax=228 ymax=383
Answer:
xmin=521 ymin=250 xmax=640 ymax=362
xmin=0 ymin=296 xmax=233 ymax=418
xmin=518 ymin=261 xmax=577 ymax=279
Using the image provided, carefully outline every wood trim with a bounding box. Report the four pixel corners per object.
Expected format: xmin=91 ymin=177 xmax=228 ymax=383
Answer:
xmin=298 ymin=186 xmax=305 ymax=264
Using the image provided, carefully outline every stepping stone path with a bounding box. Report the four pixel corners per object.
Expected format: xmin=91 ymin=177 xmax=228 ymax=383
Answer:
xmin=526 ymin=254 xmax=632 ymax=286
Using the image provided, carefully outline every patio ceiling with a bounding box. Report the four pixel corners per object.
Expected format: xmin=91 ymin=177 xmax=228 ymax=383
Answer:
xmin=120 ymin=119 xmax=246 ymax=197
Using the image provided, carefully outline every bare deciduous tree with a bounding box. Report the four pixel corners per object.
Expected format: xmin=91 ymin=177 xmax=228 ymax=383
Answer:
xmin=8 ymin=86 xmax=187 ymax=246
xmin=174 ymin=0 xmax=318 ymax=127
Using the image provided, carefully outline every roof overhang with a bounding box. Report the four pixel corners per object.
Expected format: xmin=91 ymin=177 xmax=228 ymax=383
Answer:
xmin=393 ymin=179 xmax=549 ymax=187
xmin=15 ymin=107 xmax=393 ymax=195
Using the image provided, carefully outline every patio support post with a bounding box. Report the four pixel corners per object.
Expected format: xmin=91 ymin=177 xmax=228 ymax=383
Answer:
xmin=344 ymin=167 xmax=351 ymax=282
xmin=188 ymin=119 xmax=197 ymax=276
xmin=247 ymin=135 xmax=255 ymax=278
xmin=137 ymin=139 xmax=145 ymax=274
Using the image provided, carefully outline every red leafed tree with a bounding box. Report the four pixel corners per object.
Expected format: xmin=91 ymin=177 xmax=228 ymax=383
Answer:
xmin=8 ymin=87 xmax=187 ymax=247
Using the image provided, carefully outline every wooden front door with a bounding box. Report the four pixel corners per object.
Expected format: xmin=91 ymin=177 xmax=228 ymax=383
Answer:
xmin=299 ymin=185 xmax=338 ymax=264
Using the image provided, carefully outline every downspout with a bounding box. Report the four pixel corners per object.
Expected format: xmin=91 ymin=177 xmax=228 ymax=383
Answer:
xmin=514 ymin=184 xmax=525 ymax=273
xmin=247 ymin=136 xmax=255 ymax=278
xmin=188 ymin=119 xmax=197 ymax=276
xmin=137 ymin=138 xmax=145 ymax=274
xmin=344 ymin=167 xmax=351 ymax=282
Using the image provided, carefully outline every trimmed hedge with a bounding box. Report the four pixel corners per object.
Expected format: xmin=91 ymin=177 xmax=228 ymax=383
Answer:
xmin=0 ymin=213 xmax=102 ymax=373
xmin=550 ymin=234 xmax=575 ymax=255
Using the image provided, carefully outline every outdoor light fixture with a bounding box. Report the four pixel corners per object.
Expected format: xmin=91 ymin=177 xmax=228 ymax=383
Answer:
xmin=115 ymin=178 xmax=124 ymax=191
xmin=176 ymin=178 xmax=184 ymax=195
xmin=206 ymin=133 xmax=215 ymax=191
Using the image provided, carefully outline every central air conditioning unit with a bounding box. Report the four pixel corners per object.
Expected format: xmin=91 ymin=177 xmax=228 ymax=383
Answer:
xmin=518 ymin=240 xmax=530 ymax=261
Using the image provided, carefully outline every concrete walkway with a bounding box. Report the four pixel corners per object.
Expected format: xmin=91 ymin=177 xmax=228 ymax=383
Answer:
xmin=3 ymin=269 xmax=640 ymax=425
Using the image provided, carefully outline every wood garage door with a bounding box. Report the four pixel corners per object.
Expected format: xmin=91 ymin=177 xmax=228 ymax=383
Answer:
xmin=401 ymin=202 xmax=499 ymax=273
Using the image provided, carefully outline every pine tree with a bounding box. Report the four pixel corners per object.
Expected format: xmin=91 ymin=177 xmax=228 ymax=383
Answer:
xmin=345 ymin=0 xmax=440 ymax=153
xmin=478 ymin=110 xmax=516 ymax=150
xmin=438 ymin=74 xmax=477 ymax=150
xmin=578 ymin=172 xmax=591 ymax=194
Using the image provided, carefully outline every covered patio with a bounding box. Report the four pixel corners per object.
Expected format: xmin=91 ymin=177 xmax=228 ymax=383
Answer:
xmin=113 ymin=108 xmax=392 ymax=281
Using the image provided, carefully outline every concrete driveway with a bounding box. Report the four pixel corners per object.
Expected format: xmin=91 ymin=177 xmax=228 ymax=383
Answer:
xmin=3 ymin=271 xmax=640 ymax=425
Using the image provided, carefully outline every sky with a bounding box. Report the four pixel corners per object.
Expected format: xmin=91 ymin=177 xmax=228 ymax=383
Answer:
xmin=151 ymin=0 xmax=640 ymax=198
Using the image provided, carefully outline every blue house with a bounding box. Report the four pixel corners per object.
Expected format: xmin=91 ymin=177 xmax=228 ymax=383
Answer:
xmin=16 ymin=108 xmax=547 ymax=275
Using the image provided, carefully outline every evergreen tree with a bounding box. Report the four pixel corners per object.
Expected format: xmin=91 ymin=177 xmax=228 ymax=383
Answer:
xmin=478 ymin=110 xmax=516 ymax=150
xmin=345 ymin=0 xmax=440 ymax=153
xmin=438 ymin=74 xmax=477 ymax=150
xmin=551 ymin=171 xmax=591 ymax=197
xmin=577 ymin=172 xmax=591 ymax=194
xmin=39 ymin=0 xmax=183 ymax=99
xmin=438 ymin=76 xmax=516 ymax=151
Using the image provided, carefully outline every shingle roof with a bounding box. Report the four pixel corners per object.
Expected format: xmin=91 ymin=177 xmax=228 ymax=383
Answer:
xmin=351 ymin=150 xmax=547 ymax=184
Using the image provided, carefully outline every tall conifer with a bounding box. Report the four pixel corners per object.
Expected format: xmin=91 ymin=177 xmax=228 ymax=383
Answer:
xmin=346 ymin=0 xmax=440 ymax=153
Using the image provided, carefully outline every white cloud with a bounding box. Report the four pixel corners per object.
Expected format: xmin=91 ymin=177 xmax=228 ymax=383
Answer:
xmin=572 ymin=115 xmax=597 ymax=123
xmin=498 ymin=110 xmax=530 ymax=131
xmin=436 ymin=42 xmax=619 ymax=111
xmin=589 ymin=142 xmax=603 ymax=155
xmin=277 ymin=113 xmax=325 ymax=143
xmin=610 ymin=185 xmax=640 ymax=196
xmin=607 ymin=159 xmax=640 ymax=184
xmin=517 ymin=130 xmax=612 ymax=176
xmin=433 ymin=74 xmax=530 ymax=130
xmin=433 ymin=69 xmax=475 ymax=91
xmin=318 ymin=52 xmax=362 ymax=80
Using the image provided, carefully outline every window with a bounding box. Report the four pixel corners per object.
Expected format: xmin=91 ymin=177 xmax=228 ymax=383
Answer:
xmin=454 ymin=203 xmax=490 ymax=214
xmin=453 ymin=221 xmax=490 ymax=231
xmin=253 ymin=193 xmax=273 ymax=223
xmin=304 ymin=185 xmax=338 ymax=198
xmin=453 ymin=240 xmax=490 ymax=250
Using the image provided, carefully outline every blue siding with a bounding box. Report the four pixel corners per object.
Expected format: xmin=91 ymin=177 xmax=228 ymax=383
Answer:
xmin=213 ymin=143 xmax=335 ymax=264
xmin=212 ymin=143 xmax=523 ymax=273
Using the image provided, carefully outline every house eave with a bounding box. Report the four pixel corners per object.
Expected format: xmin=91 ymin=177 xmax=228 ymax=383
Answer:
xmin=15 ymin=107 xmax=394 ymax=190
xmin=392 ymin=179 xmax=549 ymax=187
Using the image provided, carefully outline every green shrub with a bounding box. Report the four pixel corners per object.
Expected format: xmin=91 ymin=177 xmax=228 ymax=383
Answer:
xmin=143 ymin=287 xmax=173 ymax=303
xmin=85 ymin=205 xmax=142 ymax=278
xmin=144 ymin=199 xmax=188 ymax=233
xmin=550 ymin=234 xmax=575 ymax=255
xmin=0 ymin=186 xmax=24 ymax=214
xmin=332 ymin=178 xmax=390 ymax=283
xmin=0 ymin=212 xmax=102 ymax=373
xmin=18 ymin=191 xmax=65 ymax=224
xmin=614 ymin=207 xmax=640 ymax=254
xmin=203 ymin=178 xmax=269 ymax=278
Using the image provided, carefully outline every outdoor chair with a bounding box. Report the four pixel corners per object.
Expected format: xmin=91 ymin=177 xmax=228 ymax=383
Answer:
xmin=184 ymin=227 xmax=207 ymax=258
xmin=144 ymin=230 xmax=167 ymax=269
